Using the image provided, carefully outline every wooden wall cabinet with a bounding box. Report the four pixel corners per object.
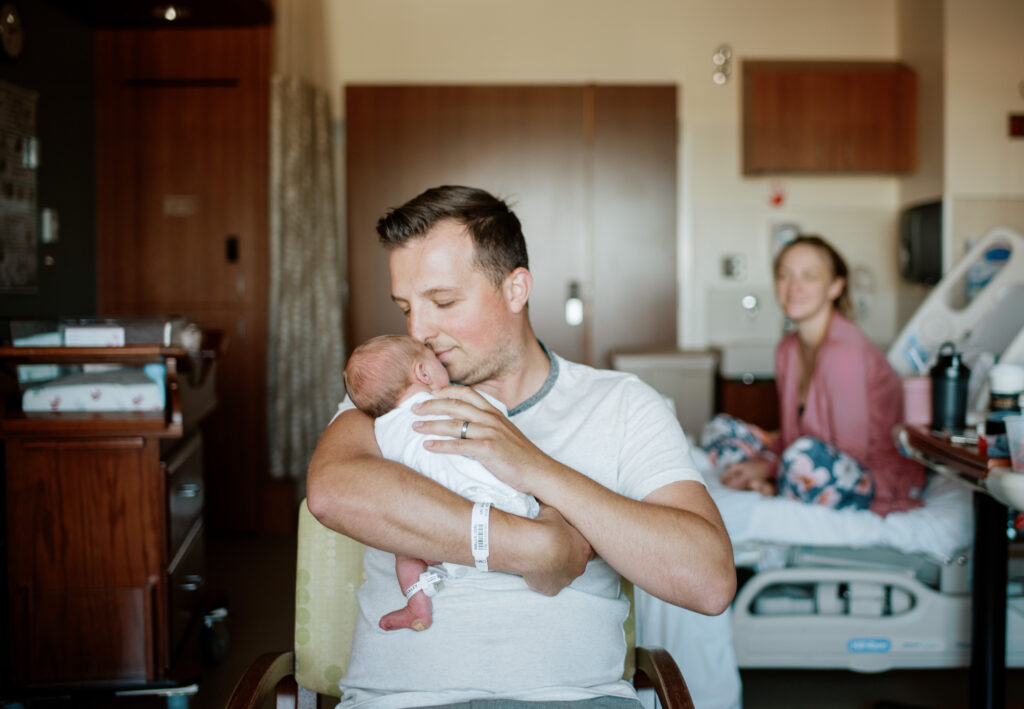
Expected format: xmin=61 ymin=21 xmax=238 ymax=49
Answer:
xmin=1 ymin=346 xmax=216 ymax=688
xmin=742 ymin=61 xmax=917 ymax=174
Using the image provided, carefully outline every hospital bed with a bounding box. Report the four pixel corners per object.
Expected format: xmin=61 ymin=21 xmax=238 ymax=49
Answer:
xmin=635 ymin=460 xmax=1023 ymax=709
xmin=634 ymin=463 xmax=1019 ymax=709
xmin=888 ymin=226 xmax=1024 ymax=414
xmin=635 ymin=228 xmax=1024 ymax=708
xmin=718 ymin=226 xmax=1024 ymax=673
xmin=712 ymin=470 xmax=1024 ymax=672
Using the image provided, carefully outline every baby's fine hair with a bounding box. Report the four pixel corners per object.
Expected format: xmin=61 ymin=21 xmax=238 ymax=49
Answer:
xmin=345 ymin=335 xmax=427 ymax=418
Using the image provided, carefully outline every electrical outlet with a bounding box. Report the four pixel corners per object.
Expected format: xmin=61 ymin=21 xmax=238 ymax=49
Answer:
xmin=40 ymin=208 xmax=59 ymax=244
xmin=722 ymin=254 xmax=746 ymax=280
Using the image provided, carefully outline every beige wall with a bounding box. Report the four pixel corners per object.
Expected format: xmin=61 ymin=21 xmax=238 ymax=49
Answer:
xmin=272 ymin=0 xmax=1022 ymax=353
xmin=894 ymin=0 xmax=1024 ymax=337
xmin=945 ymin=0 xmax=1024 ymax=198
xmin=945 ymin=0 xmax=1024 ymax=259
xmin=895 ymin=0 xmax=944 ymax=327
xmin=897 ymin=0 xmax=944 ymax=207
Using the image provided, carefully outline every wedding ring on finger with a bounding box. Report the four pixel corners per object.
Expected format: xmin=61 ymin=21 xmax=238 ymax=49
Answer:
xmin=460 ymin=420 xmax=470 ymax=439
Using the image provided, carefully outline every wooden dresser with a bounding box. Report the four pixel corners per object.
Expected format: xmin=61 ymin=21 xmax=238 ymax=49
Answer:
xmin=0 ymin=343 xmax=217 ymax=689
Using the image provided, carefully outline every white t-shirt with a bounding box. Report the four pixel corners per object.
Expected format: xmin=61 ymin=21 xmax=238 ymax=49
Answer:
xmin=336 ymin=350 xmax=705 ymax=708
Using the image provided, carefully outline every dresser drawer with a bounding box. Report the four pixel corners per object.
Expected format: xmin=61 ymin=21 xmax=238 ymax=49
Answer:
xmin=164 ymin=434 xmax=205 ymax=555
xmin=167 ymin=520 xmax=206 ymax=661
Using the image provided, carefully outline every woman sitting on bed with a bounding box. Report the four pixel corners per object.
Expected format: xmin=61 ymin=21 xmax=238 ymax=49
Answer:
xmin=706 ymin=234 xmax=924 ymax=516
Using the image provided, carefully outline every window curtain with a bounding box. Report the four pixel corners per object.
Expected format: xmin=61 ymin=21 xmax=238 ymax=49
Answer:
xmin=268 ymin=75 xmax=345 ymax=480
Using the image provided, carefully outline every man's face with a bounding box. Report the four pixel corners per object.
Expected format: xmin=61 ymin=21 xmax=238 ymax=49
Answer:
xmin=389 ymin=220 xmax=517 ymax=386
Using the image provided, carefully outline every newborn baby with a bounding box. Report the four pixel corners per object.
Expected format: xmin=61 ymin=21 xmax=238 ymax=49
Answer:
xmin=344 ymin=334 xmax=539 ymax=631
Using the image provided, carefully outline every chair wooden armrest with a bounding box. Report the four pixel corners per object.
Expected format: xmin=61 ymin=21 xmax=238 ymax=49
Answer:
xmin=634 ymin=646 xmax=696 ymax=709
xmin=225 ymin=651 xmax=298 ymax=709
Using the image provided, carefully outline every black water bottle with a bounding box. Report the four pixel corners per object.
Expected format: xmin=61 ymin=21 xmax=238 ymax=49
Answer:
xmin=930 ymin=341 xmax=970 ymax=433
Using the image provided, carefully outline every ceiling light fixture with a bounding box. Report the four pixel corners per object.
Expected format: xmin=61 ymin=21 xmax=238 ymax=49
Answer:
xmin=152 ymin=4 xmax=190 ymax=22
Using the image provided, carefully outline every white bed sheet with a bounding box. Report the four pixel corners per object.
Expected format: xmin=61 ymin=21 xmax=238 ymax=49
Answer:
xmin=704 ymin=461 xmax=974 ymax=562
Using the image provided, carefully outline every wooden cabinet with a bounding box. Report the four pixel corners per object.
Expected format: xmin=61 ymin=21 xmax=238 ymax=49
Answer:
xmin=742 ymin=61 xmax=916 ymax=174
xmin=0 ymin=345 xmax=217 ymax=688
xmin=718 ymin=376 xmax=779 ymax=431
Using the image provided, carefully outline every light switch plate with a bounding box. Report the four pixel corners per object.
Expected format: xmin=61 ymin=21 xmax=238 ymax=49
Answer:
xmin=40 ymin=208 xmax=59 ymax=244
xmin=722 ymin=254 xmax=746 ymax=280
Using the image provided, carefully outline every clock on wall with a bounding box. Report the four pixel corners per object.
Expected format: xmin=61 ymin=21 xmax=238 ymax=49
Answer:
xmin=1 ymin=3 xmax=24 ymax=60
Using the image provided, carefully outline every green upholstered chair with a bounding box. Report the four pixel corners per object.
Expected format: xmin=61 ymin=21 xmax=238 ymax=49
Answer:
xmin=226 ymin=500 xmax=695 ymax=709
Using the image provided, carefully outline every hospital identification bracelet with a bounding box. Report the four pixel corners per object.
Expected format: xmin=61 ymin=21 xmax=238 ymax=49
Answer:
xmin=471 ymin=502 xmax=492 ymax=571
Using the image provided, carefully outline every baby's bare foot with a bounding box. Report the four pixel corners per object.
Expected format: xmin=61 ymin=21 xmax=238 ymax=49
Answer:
xmin=379 ymin=592 xmax=433 ymax=631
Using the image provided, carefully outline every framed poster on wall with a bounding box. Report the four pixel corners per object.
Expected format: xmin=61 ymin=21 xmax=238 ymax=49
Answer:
xmin=0 ymin=78 xmax=39 ymax=291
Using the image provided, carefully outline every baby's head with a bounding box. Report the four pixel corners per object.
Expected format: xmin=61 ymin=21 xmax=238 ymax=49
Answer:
xmin=345 ymin=334 xmax=449 ymax=418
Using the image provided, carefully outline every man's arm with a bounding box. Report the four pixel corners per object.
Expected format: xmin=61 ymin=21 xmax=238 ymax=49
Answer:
xmin=413 ymin=387 xmax=736 ymax=615
xmin=305 ymin=407 xmax=592 ymax=595
xmin=528 ymin=474 xmax=734 ymax=615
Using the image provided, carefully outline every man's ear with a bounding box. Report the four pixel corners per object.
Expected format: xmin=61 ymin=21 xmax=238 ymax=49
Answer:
xmin=504 ymin=267 xmax=533 ymax=314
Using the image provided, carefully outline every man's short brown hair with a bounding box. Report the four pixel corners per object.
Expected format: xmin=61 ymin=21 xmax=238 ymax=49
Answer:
xmin=376 ymin=185 xmax=529 ymax=287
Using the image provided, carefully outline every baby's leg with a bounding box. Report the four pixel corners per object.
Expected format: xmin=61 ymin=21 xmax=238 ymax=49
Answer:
xmin=777 ymin=436 xmax=873 ymax=510
xmin=700 ymin=414 xmax=774 ymax=470
xmin=379 ymin=555 xmax=434 ymax=632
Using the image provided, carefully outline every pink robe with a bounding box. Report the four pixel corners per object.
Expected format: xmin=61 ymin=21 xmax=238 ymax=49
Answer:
xmin=771 ymin=313 xmax=925 ymax=516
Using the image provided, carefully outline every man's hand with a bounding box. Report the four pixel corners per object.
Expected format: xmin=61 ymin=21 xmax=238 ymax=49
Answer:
xmin=720 ymin=459 xmax=775 ymax=496
xmin=410 ymin=388 xmax=593 ymax=594
xmin=307 ymin=405 xmax=593 ymax=596
xmin=513 ymin=504 xmax=593 ymax=595
xmin=411 ymin=385 xmax=552 ymax=495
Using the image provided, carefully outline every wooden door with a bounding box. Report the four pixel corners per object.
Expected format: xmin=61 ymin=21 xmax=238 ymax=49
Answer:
xmin=591 ymin=86 xmax=678 ymax=366
xmin=346 ymin=85 xmax=677 ymax=368
xmin=119 ymin=85 xmax=262 ymax=308
xmin=347 ymin=86 xmax=589 ymax=363
xmin=95 ymin=27 xmax=271 ymax=533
